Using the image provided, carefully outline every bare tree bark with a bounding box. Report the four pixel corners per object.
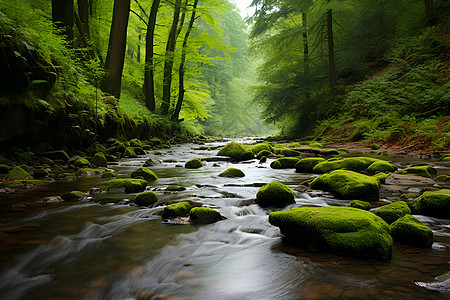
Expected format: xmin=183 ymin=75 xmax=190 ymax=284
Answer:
xmin=52 ymin=0 xmax=74 ymax=41
xmin=78 ymin=0 xmax=90 ymax=35
xmin=102 ymin=0 xmax=131 ymax=99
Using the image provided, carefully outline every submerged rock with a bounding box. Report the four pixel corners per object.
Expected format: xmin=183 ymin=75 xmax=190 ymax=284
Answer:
xmin=185 ymin=158 xmax=203 ymax=169
xmin=134 ymin=191 xmax=158 ymax=206
xmin=189 ymin=207 xmax=222 ymax=223
xmin=348 ymin=200 xmax=371 ymax=211
xmin=217 ymin=142 xmax=254 ymax=162
xmin=161 ymin=201 xmax=191 ymax=219
xmin=166 ymin=185 xmax=186 ymax=191
xmin=61 ymin=191 xmax=87 ymax=201
xmin=107 ymin=178 xmax=148 ymax=193
xmin=408 ymin=189 xmax=450 ymax=218
xmin=270 ymin=157 xmax=300 ymax=169
xmin=256 ymin=182 xmax=295 ymax=208
xmin=269 ymin=206 xmax=393 ymax=259
xmin=374 ymin=201 xmax=411 ymax=224
xmin=295 ymin=157 xmax=326 ymax=173
xmin=219 ymin=168 xmax=245 ymax=178
xmin=390 ymin=215 xmax=433 ymax=248
xmin=5 ymin=166 xmax=32 ymax=180
xmin=311 ymin=170 xmax=380 ymax=201
xmin=131 ymin=167 xmax=158 ymax=182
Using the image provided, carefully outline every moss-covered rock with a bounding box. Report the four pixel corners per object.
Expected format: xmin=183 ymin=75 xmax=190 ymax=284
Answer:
xmin=74 ymin=157 xmax=90 ymax=168
xmin=256 ymin=182 xmax=295 ymax=208
xmin=42 ymin=150 xmax=70 ymax=162
xmin=166 ymin=185 xmax=186 ymax=191
xmin=398 ymin=165 xmax=437 ymax=178
xmin=149 ymin=137 xmax=163 ymax=146
xmin=374 ymin=201 xmax=411 ymax=224
xmin=308 ymin=141 xmax=323 ymax=149
xmin=270 ymin=157 xmax=301 ymax=169
xmin=367 ymin=160 xmax=397 ymax=174
xmin=217 ymin=142 xmax=254 ymax=162
xmin=348 ymin=200 xmax=372 ymax=210
xmin=134 ymin=191 xmax=158 ymax=206
xmin=442 ymin=156 xmax=450 ymax=162
xmin=75 ymin=168 xmax=104 ymax=177
xmin=313 ymin=157 xmax=380 ymax=173
xmin=107 ymin=178 xmax=148 ymax=193
xmin=189 ymin=207 xmax=222 ymax=223
xmin=372 ymin=172 xmax=390 ymax=184
xmin=269 ymin=206 xmax=393 ymax=259
xmin=287 ymin=142 xmax=301 ymax=148
xmin=321 ymin=149 xmax=340 ymax=156
xmin=91 ymin=152 xmax=108 ymax=167
xmin=219 ymin=168 xmax=245 ymax=178
xmin=435 ymin=175 xmax=450 ymax=183
xmin=390 ymin=215 xmax=433 ymax=248
xmin=280 ymin=148 xmax=301 ymax=157
xmin=133 ymin=147 xmax=145 ymax=155
xmin=123 ymin=147 xmax=138 ymax=158
xmin=294 ymin=157 xmax=326 ymax=173
xmin=130 ymin=138 xmax=143 ymax=148
xmin=32 ymin=168 xmax=49 ymax=178
xmin=131 ymin=167 xmax=158 ymax=182
xmin=408 ymin=189 xmax=450 ymax=218
xmin=5 ymin=166 xmax=32 ymax=180
xmin=257 ymin=150 xmax=271 ymax=159
xmin=249 ymin=143 xmax=272 ymax=155
xmin=101 ymin=171 xmax=116 ymax=178
xmin=311 ymin=170 xmax=380 ymax=201
xmin=161 ymin=201 xmax=191 ymax=219
xmin=371 ymin=143 xmax=381 ymax=150
xmin=61 ymin=191 xmax=87 ymax=201
xmin=185 ymin=158 xmax=203 ymax=169
xmin=259 ymin=156 xmax=267 ymax=163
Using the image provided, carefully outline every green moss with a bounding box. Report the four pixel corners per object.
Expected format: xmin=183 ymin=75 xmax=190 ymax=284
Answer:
xmin=189 ymin=207 xmax=222 ymax=223
xmin=367 ymin=161 xmax=397 ymax=174
xmin=280 ymin=148 xmax=301 ymax=157
xmin=269 ymin=207 xmax=392 ymax=259
xmin=91 ymin=152 xmax=108 ymax=167
xmin=322 ymin=149 xmax=340 ymax=156
xmin=42 ymin=150 xmax=70 ymax=162
xmin=123 ymin=147 xmax=137 ymax=158
xmin=442 ymin=156 xmax=450 ymax=162
xmin=256 ymin=182 xmax=295 ymax=208
xmin=249 ymin=143 xmax=272 ymax=155
xmin=185 ymin=158 xmax=203 ymax=169
xmin=61 ymin=191 xmax=87 ymax=201
xmin=259 ymin=156 xmax=267 ymax=163
xmin=311 ymin=170 xmax=380 ymax=201
xmin=107 ymin=178 xmax=148 ymax=193
xmin=372 ymin=172 xmax=390 ymax=184
xmin=374 ymin=201 xmax=411 ymax=224
xmin=74 ymin=158 xmax=90 ymax=168
xmin=166 ymin=185 xmax=186 ymax=191
xmin=398 ymin=165 xmax=437 ymax=178
xmin=149 ymin=137 xmax=163 ymax=146
xmin=133 ymin=147 xmax=145 ymax=155
xmin=371 ymin=143 xmax=381 ymax=150
xmin=257 ymin=150 xmax=271 ymax=159
xmin=348 ymin=200 xmax=372 ymax=210
xmin=5 ymin=166 xmax=32 ymax=180
xmin=435 ymin=175 xmax=450 ymax=182
xmin=161 ymin=201 xmax=191 ymax=219
xmin=75 ymin=168 xmax=104 ymax=176
xmin=219 ymin=168 xmax=245 ymax=178
xmin=130 ymin=138 xmax=143 ymax=148
xmin=217 ymin=142 xmax=254 ymax=162
xmin=390 ymin=215 xmax=433 ymax=248
xmin=101 ymin=171 xmax=116 ymax=178
xmin=134 ymin=191 xmax=158 ymax=206
xmin=294 ymin=157 xmax=326 ymax=173
xmin=337 ymin=148 xmax=349 ymax=152
xmin=408 ymin=189 xmax=450 ymax=218
xmin=287 ymin=142 xmax=301 ymax=148
xmin=270 ymin=157 xmax=301 ymax=169
xmin=313 ymin=157 xmax=380 ymax=173
xmin=308 ymin=141 xmax=323 ymax=149
xmin=57 ymin=173 xmax=77 ymax=180
xmin=131 ymin=167 xmax=158 ymax=182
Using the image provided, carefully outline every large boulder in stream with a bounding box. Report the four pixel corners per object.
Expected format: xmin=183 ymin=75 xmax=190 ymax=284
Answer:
xmin=311 ymin=170 xmax=380 ymax=201
xmin=189 ymin=207 xmax=222 ymax=223
xmin=374 ymin=201 xmax=411 ymax=224
xmin=390 ymin=215 xmax=433 ymax=248
xmin=270 ymin=158 xmax=300 ymax=169
xmin=219 ymin=168 xmax=245 ymax=178
xmin=131 ymin=167 xmax=158 ymax=182
xmin=161 ymin=201 xmax=191 ymax=219
xmin=134 ymin=191 xmax=158 ymax=207
xmin=107 ymin=178 xmax=148 ymax=193
xmin=217 ymin=142 xmax=254 ymax=162
xmin=312 ymin=157 xmax=380 ymax=174
xmin=91 ymin=152 xmax=108 ymax=167
xmin=185 ymin=158 xmax=203 ymax=169
xmin=398 ymin=165 xmax=437 ymax=178
xmin=294 ymin=157 xmax=326 ymax=173
xmin=256 ymin=182 xmax=295 ymax=208
xmin=408 ymin=189 xmax=450 ymax=218
xmin=269 ymin=206 xmax=393 ymax=259
xmin=5 ymin=166 xmax=32 ymax=180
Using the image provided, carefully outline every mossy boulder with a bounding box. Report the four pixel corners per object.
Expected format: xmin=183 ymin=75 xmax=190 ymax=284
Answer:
xmin=249 ymin=143 xmax=272 ymax=155
xmin=75 ymin=168 xmax=104 ymax=177
xmin=259 ymin=156 xmax=267 ymax=163
xmin=129 ymin=138 xmax=143 ymax=148
xmin=131 ymin=167 xmax=158 ymax=182
xmin=390 ymin=215 xmax=433 ymax=248
xmin=74 ymin=158 xmax=90 ymax=168
xmin=398 ymin=165 xmax=437 ymax=178
xmin=166 ymin=185 xmax=186 ymax=191
xmin=219 ymin=168 xmax=245 ymax=178
xmin=107 ymin=178 xmax=148 ymax=193
xmin=123 ymin=147 xmax=138 ymax=158
xmin=280 ymin=148 xmax=301 ymax=157
xmin=42 ymin=150 xmax=70 ymax=162
xmin=161 ymin=201 xmax=191 ymax=219
xmin=313 ymin=157 xmax=379 ymax=174
xmin=101 ymin=171 xmax=116 ymax=178
xmin=61 ymin=191 xmax=87 ymax=202
xmin=308 ymin=141 xmax=323 ymax=149
xmin=217 ymin=142 xmax=254 ymax=162
xmin=348 ymin=200 xmax=371 ymax=211
xmin=5 ymin=166 xmax=32 ymax=180
xmin=91 ymin=152 xmax=108 ymax=167
xmin=189 ymin=207 xmax=222 ymax=223
xmin=372 ymin=172 xmax=390 ymax=184
xmin=294 ymin=157 xmax=326 ymax=173
xmin=322 ymin=149 xmax=340 ymax=156
xmin=408 ymin=189 xmax=450 ymax=218
xmin=269 ymin=206 xmax=393 ymax=259
xmin=287 ymin=142 xmax=301 ymax=148
xmin=442 ymin=156 xmax=450 ymax=162
xmin=311 ymin=170 xmax=380 ymax=201
xmin=367 ymin=160 xmax=397 ymax=174
xmin=149 ymin=137 xmax=163 ymax=146
xmin=185 ymin=158 xmax=203 ymax=169
xmin=133 ymin=147 xmax=145 ymax=155
xmin=374 ymin=201 xmax=411 ymax=224
xmin=257 ymin=150 xmax=271 ymax=159
xmin=256 ymin=182 xmax=295 ymax=208
xmin=270 ymin=157 xmax=301 ymax=169
xmin=134 ymin=191 xmax=158 ymax=206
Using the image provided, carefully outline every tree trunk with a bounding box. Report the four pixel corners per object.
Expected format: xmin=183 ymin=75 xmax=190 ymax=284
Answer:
xmin=78 ymin=0 xmax=89 ymax=35
xmin=327 ymin=9 xmax=336 ymax=92
xmin=172 ymin=0 xmax=199 ymax=121
xmin=424 ymin=0 xmax=435 ymax=23
xmin=144 ymin=0 xmax=161 ymax=112
xmin=102 ymin=0 xmax=131 ymax=99
xmin=52 ymin=0 xmax=74 ymax=41
xmin=160 ymin=0 xmax=182 ymax=115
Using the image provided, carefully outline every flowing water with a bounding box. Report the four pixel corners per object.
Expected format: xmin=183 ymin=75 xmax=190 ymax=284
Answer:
xmin=0 ymin=139 xmax=449 ymax=299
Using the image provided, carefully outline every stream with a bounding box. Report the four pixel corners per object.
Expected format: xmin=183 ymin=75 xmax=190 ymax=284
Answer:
xmin=0 ymin=138 xmax=449 ymax=299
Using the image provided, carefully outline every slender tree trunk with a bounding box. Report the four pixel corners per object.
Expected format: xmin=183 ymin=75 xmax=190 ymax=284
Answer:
xmin=302 ymin=12 xmax=310 ymax=101
xmin=102 ymin=0 xmax=131 ymax=99
xmin=327 ymin=9 xmax=336 ymax=92
xmin=144 ymin=0 xmax=161 ymax=112
xmin=78 ymin=0 xmax=89 ymax=35
xmin=160 ymin=0 xmax=182 ymax=115
xmin=137 ymin=32 xmax=142 ymax=63
xmin=74 ymin=10 xmax=95 ymax=59
xmin=172 ymin=0 xmax=199 ymax=122
xmin=424 ymin=0 xmax=435 ymax=23
xmin=52 ymin=0 xmax=74 ymax=41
